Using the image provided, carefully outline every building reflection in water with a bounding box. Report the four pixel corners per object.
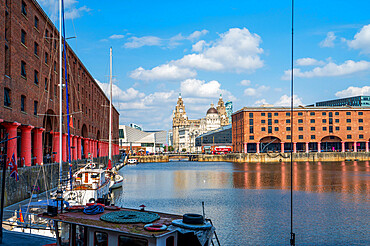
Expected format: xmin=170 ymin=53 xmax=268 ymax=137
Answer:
xmin=231 ymin=161 xmax=369 ymax=199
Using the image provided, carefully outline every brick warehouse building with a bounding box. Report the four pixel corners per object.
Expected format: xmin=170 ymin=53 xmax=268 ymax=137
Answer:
xmin=232 ymin=107 xmax=370 ymax=153
xmin=0 ymin=0 xmax=119 ymax=166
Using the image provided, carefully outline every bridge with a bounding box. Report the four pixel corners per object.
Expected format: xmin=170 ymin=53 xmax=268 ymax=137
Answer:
xmin=166 ymin=153 xmax=202 ymax=161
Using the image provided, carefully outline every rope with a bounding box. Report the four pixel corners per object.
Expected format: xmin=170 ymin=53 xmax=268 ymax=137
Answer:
xmin=83 ymin=205 xmax=104 ymax=215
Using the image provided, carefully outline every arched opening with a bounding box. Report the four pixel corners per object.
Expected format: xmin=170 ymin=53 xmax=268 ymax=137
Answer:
xmin=321 ymin=136 xmax=342 ymax=152
xmin=43 ymin=109 xmax=57 ymax=163
xmin=260 ymin=136 xmax=281 ymax=153
xmin=96 ymin=130 xmax=101 ymax=157
xmin=81 ymin=124 xmax=88 ymax=158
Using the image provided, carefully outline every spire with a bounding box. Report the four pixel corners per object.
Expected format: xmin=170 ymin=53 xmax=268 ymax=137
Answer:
xmin=179 ymin=92 xmax=182 ymax=98
xmin=220 ymin=93 xmax=222 ymax=98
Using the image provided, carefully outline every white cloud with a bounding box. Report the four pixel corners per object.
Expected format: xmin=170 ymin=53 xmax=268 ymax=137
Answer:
xmin=282 ymin=60 xmax=370 ymax=79
xmin=243 ymin=85 xmax=269 ymax=96
xmin=64 ymin=6 xmax=91 ymax=19
xmin=130 ymin=64 xmax=197 ymax=81
xmin=131 ymin=28 xmax=264 ymax=80
xmin=180 ymin=79 xmax=235 ymax=101
xmin=296 ymin=58 xmax=325 ymax=66
xmin=240 ymin=79 xmax=251 ymax=86
xmin=95 ymin=80 xmax=145 ymax=101
xmin=319 ymin=32 xmax=336 ymax=48
xmin=124 ymin=36 xmax=162 ymax=48
xmin=109 ymin=34 xmax=124 ymax=39
xmin=253 ymin=99 xmax=269 ymax=106
xmin=274 ymin=95 xmax=303 ymax=107
xmin=335 ymin=86 xmax=370 ymax=98
xmin=347 ymin=24 xmax=370 ymax=54
xmin=38 ymin=0 xmax=90 ymax=21
xmin=192 ymin=40 xmax=207 ymax=52
xmin=187 ymin=30 xmax=209 ymax=41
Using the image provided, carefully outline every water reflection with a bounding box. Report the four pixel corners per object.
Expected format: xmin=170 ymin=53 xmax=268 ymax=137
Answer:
xmin=115 ymin=161 xmax=370 ymax=245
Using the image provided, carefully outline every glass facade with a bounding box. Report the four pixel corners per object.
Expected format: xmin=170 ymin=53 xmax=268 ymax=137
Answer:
xmin=195 ymin=125 xmax=232 ymax=146
xmin=316 ymin=96 xmax=370 ymax=107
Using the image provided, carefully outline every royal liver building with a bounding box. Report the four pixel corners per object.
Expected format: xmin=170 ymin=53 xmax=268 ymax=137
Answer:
xmin=172 ymin=94 xmax=229 ymax=152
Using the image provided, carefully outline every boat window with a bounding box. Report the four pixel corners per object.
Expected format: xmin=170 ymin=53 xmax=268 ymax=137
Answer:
xmin=76 ymin=225 xmax=85 ymax=246
xmin=118 ymin=235 xmax=148 ymax=246
xmin=60 ymin=222 xmax=71 ymax=246
xmin=94 ymin=231 xmax=108 ymax=246
xmin=166 ymin=236 xmax=174 ymax=246
xmin=91 ymin=174 xmax=99 ymax=178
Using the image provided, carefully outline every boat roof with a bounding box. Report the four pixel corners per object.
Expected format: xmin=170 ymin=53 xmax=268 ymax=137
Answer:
xmin=40 ymin=207 xmax=182 ymax=238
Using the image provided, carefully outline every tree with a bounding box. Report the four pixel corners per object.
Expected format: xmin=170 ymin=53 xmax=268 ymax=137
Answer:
xmin=181 ymin=148 xmax=187 ymax=152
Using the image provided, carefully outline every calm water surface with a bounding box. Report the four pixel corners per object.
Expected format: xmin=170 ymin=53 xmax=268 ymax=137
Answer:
xmin=114 ymin=161 xmax=370 ymax=246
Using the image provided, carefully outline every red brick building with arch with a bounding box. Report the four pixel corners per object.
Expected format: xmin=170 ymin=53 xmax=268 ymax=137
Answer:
xmin=232 ymin=107 xmax=370 ymax=154
xmin=0 ymin=0 xmax=119 ymax=166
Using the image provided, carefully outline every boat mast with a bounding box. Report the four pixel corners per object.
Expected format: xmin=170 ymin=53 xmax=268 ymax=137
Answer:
xmin=109 ymin=47 xmax=112 ymax=164
xmin=58 ymin=0 xmax=63 ymax=189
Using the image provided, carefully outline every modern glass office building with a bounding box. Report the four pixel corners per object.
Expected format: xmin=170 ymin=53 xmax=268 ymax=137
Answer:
xmin=316 ymin=96 xmax=370 ymax=107
xmin=225 ymin=101 xmax=233 ymax=123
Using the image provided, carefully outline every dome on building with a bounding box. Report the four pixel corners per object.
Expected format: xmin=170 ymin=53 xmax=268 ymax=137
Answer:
xmin=207 ymin=104 xmax=218 ymax=114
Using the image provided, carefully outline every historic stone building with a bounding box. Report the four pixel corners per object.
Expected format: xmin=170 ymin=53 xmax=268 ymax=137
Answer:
xmin=172 ymin=94 xmax=229 ymax=152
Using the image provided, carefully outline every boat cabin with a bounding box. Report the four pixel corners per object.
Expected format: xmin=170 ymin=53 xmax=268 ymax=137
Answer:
xmin=40 ymin=207 xmax=215 ymax=246
xmin=74 ymin=169 xmax=108 ymax=189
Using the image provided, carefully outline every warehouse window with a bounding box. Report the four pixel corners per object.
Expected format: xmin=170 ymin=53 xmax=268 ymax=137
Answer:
xmin=4 ymin=88 xmax=11 ymax=107
xmin=21 ymin=95 xmax=26 ymax=112
xmin=21 ymin=61 xmax=27 ymax=78
xmin=34 ymin=42 xmax=39 ymax=56
xmin=45 ymin=52 xmax=48 ymax=64
xmin=21 ymin=30 xmax=26 ymax=45
xmin=34 ymin=70 xmax=39 ymax=85
xmin=34 ymin=16 xmax=39 ymax=29
xmin=21 ymin=1 xmax=27 ymax=16
xmin=34 ymin=101 xmax=38 ymax=116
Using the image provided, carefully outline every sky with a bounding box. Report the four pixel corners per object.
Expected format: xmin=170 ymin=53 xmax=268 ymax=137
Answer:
xmin=38 ymin=0 xmax=370 ymax=131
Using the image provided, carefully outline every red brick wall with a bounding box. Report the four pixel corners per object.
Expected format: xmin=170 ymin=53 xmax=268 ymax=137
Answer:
xmin=0 ymin=0 xmax=119 ymax=143
xmin=232 ymin=107 xmax=370 ymax=152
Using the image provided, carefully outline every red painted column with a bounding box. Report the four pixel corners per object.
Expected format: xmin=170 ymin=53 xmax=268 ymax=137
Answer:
xmin=77 ymin=136 xmax=82 ymax=159
xmin=244 ymin=143 xmax=247 ymax=153
xmin=305 ymin=142 xmax=309 ymax=153
xmin=62 ymin=134 xmax=67 ymax=162
xmin=317 ymin=142 xmax=321 ymax=153
xmin=365 ymin=141 xmax=369 ymax=152
xmin=19 ymin=125 xmax=34 ymax=167
xmin=341 ymin=141 xmax=345 ymax=152
xmin=256 ymin=142 xmax=260 ymax=154
xmin=293 ymin=142 xmax=297 ymax=153
xmin=281 ymin=142 xmax=285 ymax=153
xmin=73 ymin=135 xmax=77 ymax=160
xmin=98 ymin=141 xmax=102 ymax=157
xmin=3 ymin=122 xmax=21 ymax=164
xmin=354 ymin=141 xmax=357 ymax=152
xmin=33 ymin=128 xmax=45 ymax=165
xmin=52 ymin=132 xmax=60 ymax=163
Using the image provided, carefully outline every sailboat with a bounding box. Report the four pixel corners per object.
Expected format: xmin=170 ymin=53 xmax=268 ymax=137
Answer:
xmin=106 ymin=47 xmax=124 ymax=189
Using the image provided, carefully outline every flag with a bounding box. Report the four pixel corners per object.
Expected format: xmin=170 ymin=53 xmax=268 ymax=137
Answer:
xmin=7 ymin=153 xmax=19 ymax=181
xmin=69 ymin=115 xmax=74 ymax=128
xmin=18 ymin=207 xmax=24 ymax=223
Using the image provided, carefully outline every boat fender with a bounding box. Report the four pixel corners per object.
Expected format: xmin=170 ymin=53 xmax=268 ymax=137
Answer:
xmin=86 ymin=202 xmax=105 ymax=207
xmin=183 ymin=213 xmax=204 ymax=224
xmin=144 ymin=223 xmax=167 ymax=231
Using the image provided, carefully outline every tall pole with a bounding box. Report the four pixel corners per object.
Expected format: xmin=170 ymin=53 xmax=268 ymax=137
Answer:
xmin=57 ymin=0 xmax=63 ymax=200
xmin=290 ymin=0 xmax=295 ymax=245
xmin=109 ymin=47 xmax=112 ymax=162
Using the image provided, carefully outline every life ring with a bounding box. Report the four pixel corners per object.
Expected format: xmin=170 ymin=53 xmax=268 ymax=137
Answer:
xmin=66 ymin=205 xmax=86 ymax=212
xmin=88 ymin=198 xmax=95 ymax=204
xmin=144 ymin=223 xmax=167 ymax=231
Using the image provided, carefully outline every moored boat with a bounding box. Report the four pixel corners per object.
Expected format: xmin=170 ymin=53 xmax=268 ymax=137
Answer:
xmin=39 ymin=207 xmax=217 ymax=246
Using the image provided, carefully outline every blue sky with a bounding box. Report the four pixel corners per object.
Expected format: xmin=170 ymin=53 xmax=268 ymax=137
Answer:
xmin=38 ymin=0 xmax=370 ymax=130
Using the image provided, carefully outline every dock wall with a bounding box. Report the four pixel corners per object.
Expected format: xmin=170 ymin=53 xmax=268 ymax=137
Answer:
xmin=0 ymin=156 xmax=120 ymax=207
